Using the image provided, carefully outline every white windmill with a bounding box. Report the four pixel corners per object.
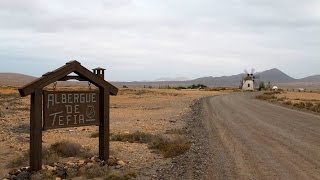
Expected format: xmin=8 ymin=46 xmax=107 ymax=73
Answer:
xmin=242 ymin=68 xmax=259 ymax=91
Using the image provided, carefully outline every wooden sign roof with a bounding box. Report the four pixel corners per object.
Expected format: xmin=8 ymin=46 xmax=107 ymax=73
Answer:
xmin=18 ymin=60 xmax=118 ymax=97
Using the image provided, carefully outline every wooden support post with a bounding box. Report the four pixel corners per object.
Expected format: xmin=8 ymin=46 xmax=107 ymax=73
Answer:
xmin=99 ymin=88 xmax=110 ymax=161
xmin=30 ymin=89 xmax=42 ymax=171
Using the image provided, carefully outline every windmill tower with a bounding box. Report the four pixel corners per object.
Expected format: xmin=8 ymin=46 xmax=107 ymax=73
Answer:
xmin=242 ymin=68 xmax=258 ymax=91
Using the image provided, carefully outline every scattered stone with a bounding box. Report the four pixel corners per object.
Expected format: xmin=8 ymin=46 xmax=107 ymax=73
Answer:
xmin=9 ymin=168 xmax=20 ymax=176
xmin=107 ymin=157 xmax=118 ymax=166
xmin=116 ymin=160 xmax=126 ymax=166
xmin=16 ymin=171 xmax=30 ymax=180
xmin=54 ymin=166 xmax=67 ymax=179
xmin=84 ymin=158 xmax=92 ymax=163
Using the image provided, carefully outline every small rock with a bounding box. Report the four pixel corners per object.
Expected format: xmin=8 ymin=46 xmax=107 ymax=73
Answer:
xmin=77 ymin=160 xmax=85 ymax=166
xmin=55 ymin=177 xmax=62 ymax=180
xmin=84 ymin=158 xmax=92 ymax=163
xmin=9 ymin=168 xmax=20 ymax=176
xmin=90 ymin=156 xmax=99 ymax=162
xmin=107 ymin=158 xmax=118 ymax=166
xmin=86 ymin=163 xmax=94 ymax=167
xmin=16 ymin=171 xmax=30 ymax=180
xmin=44 ymin=165 xmax=55 ymax=171
xmin=116 ymin=160 xmax=126 ymax=166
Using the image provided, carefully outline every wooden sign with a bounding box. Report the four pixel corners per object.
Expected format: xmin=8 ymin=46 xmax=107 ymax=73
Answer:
xmin=18 ymin=61 xmax=118 ymax=171
xmin=43 ymin=90 xmax=99 ymax=130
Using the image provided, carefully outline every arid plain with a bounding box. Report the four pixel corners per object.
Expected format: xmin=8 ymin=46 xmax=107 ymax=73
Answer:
xmin=0 ymin=86 xmax=228 ymax=179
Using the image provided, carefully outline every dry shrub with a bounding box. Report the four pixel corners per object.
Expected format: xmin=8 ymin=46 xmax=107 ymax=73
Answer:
xmin=305 ymin=102 xmax=314 ymax=109
xmin=293 ymin=102 xmax=305 ymax=109
xmin=6 ymin=154 xmax=28 ymax=168
xmin=110 ymin=131 xmax=153 ymax=143
xmin=7 ymin=147 xmax=59 ymax=168
xmin=50 ymin=140 xmax=94 ymax=158
xmin=149 ymin=135 xmax=191 ymax=158
xmin=90 ymin=131 xmax=99 ymax=138
xmin=256 ymin=94 xmax=277 ymax=100
xmin=32 ymin=169 xmax=56 ymax=179
xmin=110 ymin=131 xmax=191 ymax=158
xmin=277 ymin=97 xmax=287 ymax=102
xmin=284 ymin=101 xmax=292 ymax=105
xmin=310 ymin=103 xmax=320 ymax=112
xmin=81 ymin=164 xmax=136 ymax=179
xmin=264 ymin=91 xmax=281 ymax=95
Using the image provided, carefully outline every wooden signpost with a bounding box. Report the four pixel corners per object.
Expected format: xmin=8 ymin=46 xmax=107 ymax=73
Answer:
xmin=18 ymin=60 xmax=118 ymax=171
xmin=43 ymin=90 xmax=100 ymax=130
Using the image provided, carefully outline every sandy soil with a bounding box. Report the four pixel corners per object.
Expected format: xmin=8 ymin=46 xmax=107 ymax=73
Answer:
xmin=160 ymin=93 xmax=320 ymax=179
xmin=0 ymin=87 xmax=227 ymax=178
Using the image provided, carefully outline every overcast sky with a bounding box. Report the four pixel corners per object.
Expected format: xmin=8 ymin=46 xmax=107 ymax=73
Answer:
xmin=0 ymin=0 xmax=319 ymax=81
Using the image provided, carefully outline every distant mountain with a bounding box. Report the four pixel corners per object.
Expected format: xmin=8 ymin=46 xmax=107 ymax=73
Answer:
xmin=298 ymin=75 xmax=320 ymax=82
xmin=190 ymin=74 xmax=244 ymax=87
xmin=189 ymin=68 xmax=298 ymax=87
xmin=258 ymin=68 xmax=295 ymax=83
xmin=0 ymin=73 xmax=36 ymax=87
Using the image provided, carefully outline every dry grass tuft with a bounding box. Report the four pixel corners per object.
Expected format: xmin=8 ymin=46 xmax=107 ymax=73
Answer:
xmin=6 ymin=147 xmax=60 ymax=168
xmin=110 ymin=131 xmax=191 ymax=158
xmin=149 ymin=136 xmax=191 ymax=158
xmin=110 ymin=131 xmax=153 ymax=143
xmin=256 ymin=94 xmax=277 ymax=100
xmin=293 ymin=102 xmax=305 ymax=109
xmin=50 ymin=140 xmax=94 ymax=158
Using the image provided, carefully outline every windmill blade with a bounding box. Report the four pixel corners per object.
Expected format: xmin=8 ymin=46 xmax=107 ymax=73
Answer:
xmin=244 ymin=69 xmax=249 ymax=74
xmin=251 ymin=68 xmax=255 ymax=74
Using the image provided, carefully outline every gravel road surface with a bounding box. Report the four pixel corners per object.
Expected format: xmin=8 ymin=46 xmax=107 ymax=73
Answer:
xmin=158 ymin=93 xmax=320 ymax=179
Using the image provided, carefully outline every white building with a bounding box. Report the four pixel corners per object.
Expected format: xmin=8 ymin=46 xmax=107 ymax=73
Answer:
xmin=242 ymin=78 xmax=254 ymax=91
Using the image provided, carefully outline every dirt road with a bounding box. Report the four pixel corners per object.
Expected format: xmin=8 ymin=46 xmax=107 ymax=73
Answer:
xmin=158 ymin=93 xmax=320 ymax=179
xmin=201 ymin=93 xmax=320 ymax=179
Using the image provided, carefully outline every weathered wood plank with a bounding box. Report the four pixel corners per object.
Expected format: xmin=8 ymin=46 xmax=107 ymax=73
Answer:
xmin=30 ymin=89 xmax=42 ymax=171
xmin=99 ymin=88 xmax=110 ymax=160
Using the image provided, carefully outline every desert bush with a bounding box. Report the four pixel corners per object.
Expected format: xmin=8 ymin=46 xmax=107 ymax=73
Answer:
xmin=110 ymin=131 xmax=153 ymax=143
xmin=83 ymin=164 xmax=136 ymax=179
xmin=277 ymin=97 xmax=287 ymax=102
xmin=31 ymin=169 xmax=56 ymax=179
xmin=85 ymin=164 xmax=110 ymax=178
xmin=256 ymin=94 xmax=277 ymax=100
xmin=174 ymin=86 xmax=187 ymax=90
xmin=110 ymin=131 xmax=191 ymax=158
xmin=6 ymin=147 xmax=60 ymax=168
xmin=6 ymin=154 xmax=29 ymax=168
xmin=293 ymin=102 xmax=305 ymax=109
xmin=50 ymin=140 xmax=94 ymax=158
xmin=90 ymin=131 xmax=99 ymax=138
xmin=310 ymin=103 xmax=320 ymax=112
xmin=187 ymin=84 xmax=207 ymax=89
xmin=305 ymin=102 xmax=314 ymax=109
xmin=11 ymin=123 xmax=30 ymax=134
xmin=149 ymin=135 xmax=191 ymax=158
xmin=258 ymin=81 xmax=265 ymax=91
xmin=283 ymin=101 xmax=292 ymax=105
xmin=50 ymin=140 xmax=82 ymax=157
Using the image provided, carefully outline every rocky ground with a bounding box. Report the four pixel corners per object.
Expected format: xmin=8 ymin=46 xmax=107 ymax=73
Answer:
xmin=0 ymin=86 xmax=227 ymax=179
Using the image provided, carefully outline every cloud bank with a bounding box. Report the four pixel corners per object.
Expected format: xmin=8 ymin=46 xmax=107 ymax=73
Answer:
xmin=0 ymin=0 xmax=319 ymax=81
